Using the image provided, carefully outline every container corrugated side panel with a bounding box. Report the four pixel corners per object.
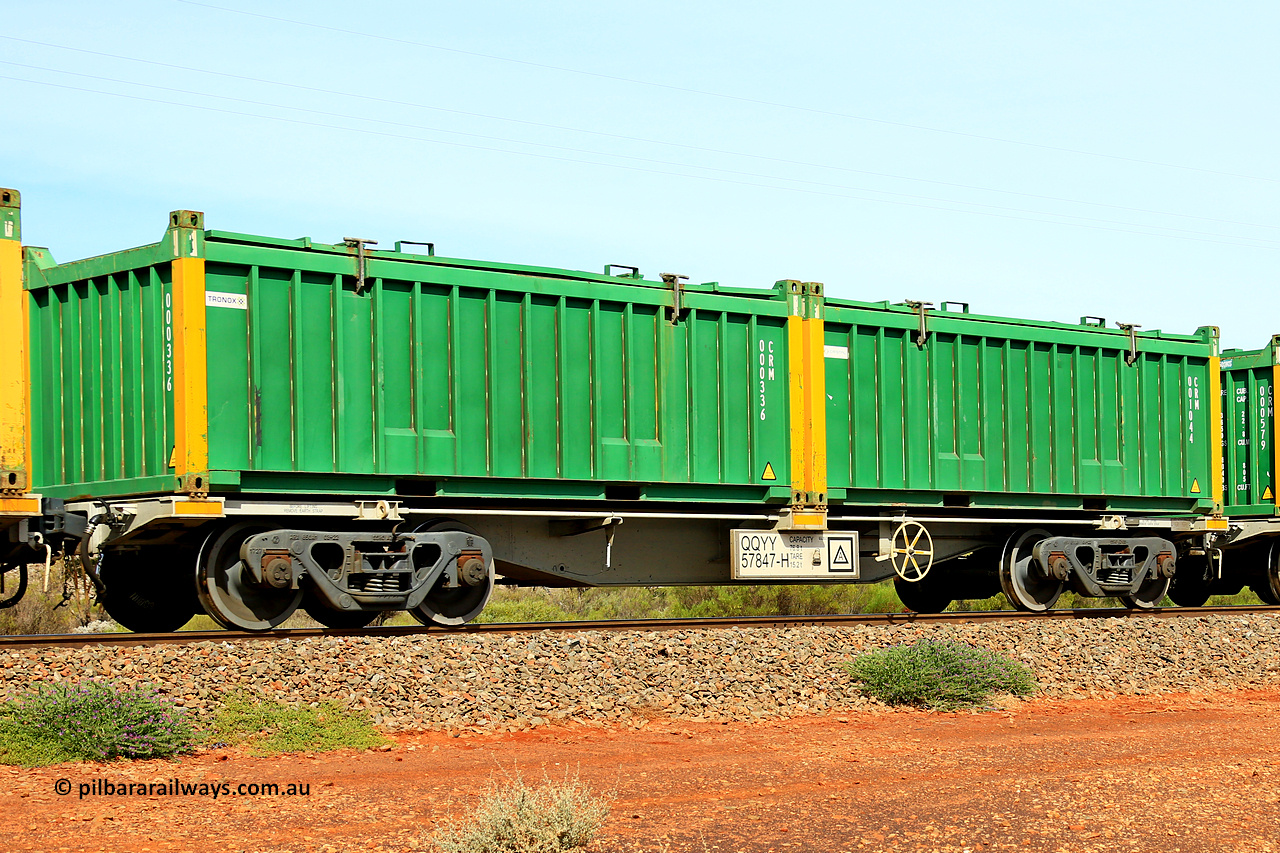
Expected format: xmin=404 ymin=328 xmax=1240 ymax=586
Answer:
xmin=1220 ymin=342 xmax=1278 ymax=517
xmin=26 ymin=251 xmax=176 ymax=496
xmin=822 ymin=301 xmax=1215 ymax=511
xmin=203 ymin=237 xmax=792 ymax=500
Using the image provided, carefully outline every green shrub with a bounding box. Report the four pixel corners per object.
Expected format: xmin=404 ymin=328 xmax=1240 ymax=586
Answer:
xmin=212 ymin=693 xmax=388 ymax=754
xmin=475 ymin=593 xmax=581 ymax=624
xmin=0 ymin=681 xmax=194 ymax=765
xmin=433 ymin=774 xmax=610 ymax=853
xmin=846 ymin=639 xmax=1036 ymax=710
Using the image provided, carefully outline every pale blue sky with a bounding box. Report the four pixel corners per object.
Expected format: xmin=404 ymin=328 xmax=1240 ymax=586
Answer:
xmin=5 ymin=0 xmax=1277 ymax=348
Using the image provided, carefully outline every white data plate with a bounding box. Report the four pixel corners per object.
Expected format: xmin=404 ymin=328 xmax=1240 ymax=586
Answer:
xmin=731 ymin=529 xmax=859 ymax=580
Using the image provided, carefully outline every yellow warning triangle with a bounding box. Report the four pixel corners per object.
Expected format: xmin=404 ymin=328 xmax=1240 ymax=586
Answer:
xmin=1190 ymin=478 xmax=1201 ymax=494
xmin=761 ymin=462 xmax=777 ymax=481
xmin=1265 ymin=486 xmax=1274 ymax=500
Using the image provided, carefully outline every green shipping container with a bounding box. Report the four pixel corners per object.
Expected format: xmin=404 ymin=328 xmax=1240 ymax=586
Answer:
xmin=15 ymin=204 xmax=1223 ymax=517
xmin=822 ymin=300 xmax=1220 ymax=513
xmin=22 ymin=213 xmax=797 ymax=504
xmin=1219 ymin=339 xmax=1279 ymax=517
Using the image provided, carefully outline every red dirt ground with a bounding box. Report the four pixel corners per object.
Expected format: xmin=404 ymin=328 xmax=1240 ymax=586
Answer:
xmin=5 ymin=690 xmax=1279 ymax=853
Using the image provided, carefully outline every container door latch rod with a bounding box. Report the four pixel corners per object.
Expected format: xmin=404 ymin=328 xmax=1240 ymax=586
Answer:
xmin=904 ymin=300 xmax=934 ymax=348
xmin=661 ymin=273 xmax=689 ymax=325
xmin=344 ymin=237 xmax=378 ymax=294
xmin=1117 ymin=322 xmax=1141 ymax=365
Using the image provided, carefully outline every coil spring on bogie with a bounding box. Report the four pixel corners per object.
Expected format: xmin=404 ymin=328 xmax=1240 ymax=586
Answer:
xmin=1099 ymin=568 xmax=1132 ymax=585
xmin=353 ymin=573 xmax=409 ymax=593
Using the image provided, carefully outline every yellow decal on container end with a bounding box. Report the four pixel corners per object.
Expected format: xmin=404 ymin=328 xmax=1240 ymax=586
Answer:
xmin=761 ymin=462 xmax=776 ymax=481
xmin=172 ymin=500 xmax=224 ymax=517
xmin=0 ymin=496 xmax=40 ymax=514
xmin=1190 ymin=479 xmax=1201 ymax=494
xmin=1265 ymin=486 xmax=1274 ymax=501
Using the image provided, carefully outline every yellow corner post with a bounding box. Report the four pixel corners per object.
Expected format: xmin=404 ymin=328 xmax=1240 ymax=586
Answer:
xmin=786 ymin=281 xmax=806 ymax=503
xmin=169 ymin=210 xmax=209 ymax=494
xmin=804 ymin=282 xmax=827 ymax=505
xmin=0 ymin=188 xmax=28 ymax=493
xmin=785 ymin=280 xmax=827 ymax=508
xmin=1208 ymin=354 xmax=1224 ymax=513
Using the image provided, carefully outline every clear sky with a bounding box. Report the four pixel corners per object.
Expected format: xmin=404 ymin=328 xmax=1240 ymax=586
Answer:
xmin=5 ymin=0 xmax=1277 ymax=349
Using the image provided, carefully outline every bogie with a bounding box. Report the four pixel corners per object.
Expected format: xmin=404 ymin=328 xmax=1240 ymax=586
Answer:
xmin=1000 ymin=529 xmax=1062 ymax=612
xmin=1167 ymin=555 xmax=1213 ymax=608
xmin=97 ymin=547 xmax=199 ymax=633
xmin=1255 ymin=545 xmax=1280 ymax=606
xmin=197 ymin=523 xmax=303 ymax=632
xmin=408 ymin=519 xmax=495 ymax=627
xmin=893 ymin=574 xmax=953 ymax=614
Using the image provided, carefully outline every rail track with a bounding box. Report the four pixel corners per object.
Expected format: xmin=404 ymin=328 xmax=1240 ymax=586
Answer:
xmin=3 ymin=604 xmax=1279 ymax=651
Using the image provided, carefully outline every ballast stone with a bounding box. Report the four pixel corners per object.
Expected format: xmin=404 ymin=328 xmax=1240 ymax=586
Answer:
xmin=0 ymin=616 xmax=1277 ymax=732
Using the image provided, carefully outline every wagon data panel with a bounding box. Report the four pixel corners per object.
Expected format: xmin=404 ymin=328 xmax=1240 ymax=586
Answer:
xmin=731 ymin=530 xmax=859 ymax=580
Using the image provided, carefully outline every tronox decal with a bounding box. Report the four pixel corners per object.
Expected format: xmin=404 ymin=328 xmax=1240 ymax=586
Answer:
xmin=205 ymin=291 xmax=248 ymax=309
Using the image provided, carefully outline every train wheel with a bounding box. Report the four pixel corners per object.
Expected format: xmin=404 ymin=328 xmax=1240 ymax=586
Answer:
xmin=0 ymin=562 xmax=28 ymax=610
xmin=893 ymin=575 xmax=952 ymax=614
xmin=98 ymin=548 xmax=199 ymax=633
xmin=1253 ymin=544 xmax=1280 ymax=605
xmin=1118 ymin=574 xmax=1171 ymax=609
xmin=301 ymin=585 xmax=379 ymax=630
xmin=196 ymin=523 xmax=302 ymax=632
xmin=999 ymin=528 xmax=1062 ymax=612
xmin=1167 ymin=555 xmax=1212 ymax=607
xmin=409 ymin=519 xmax=494 ymax=627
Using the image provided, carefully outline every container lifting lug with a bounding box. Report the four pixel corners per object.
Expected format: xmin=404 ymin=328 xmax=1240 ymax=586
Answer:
xmin=904 ymin=300 xmax=934 ymax=348
xmin=605 ymin=264 xmax=640 ymax=279
xmin=343 ymin=237 xmax=378 ymax=294
xmin=661 ymin=273 xmax=689 ymax=325
xmin=394 ymin=240 xmax=434 ymax=256
xmin=1118 ymin=322 xmax=1141 ymax=365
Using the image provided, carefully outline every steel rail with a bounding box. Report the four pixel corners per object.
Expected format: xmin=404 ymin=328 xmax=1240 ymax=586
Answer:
xmin=2 ymin=605 xmax=1279 ymax=651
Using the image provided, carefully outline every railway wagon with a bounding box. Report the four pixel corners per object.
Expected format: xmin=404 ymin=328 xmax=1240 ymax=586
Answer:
xmin=1176 ymin=339 xmax=1280 ymax=606
xmin=0 ymin=188 xmax=1232 ymax=630
xmin=0 ymin=190 xmax=87 ymax=607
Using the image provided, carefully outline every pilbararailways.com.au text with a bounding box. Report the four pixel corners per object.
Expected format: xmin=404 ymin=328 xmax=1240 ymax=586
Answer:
xmin=55 ymin=778 xmax=312 ymax=799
